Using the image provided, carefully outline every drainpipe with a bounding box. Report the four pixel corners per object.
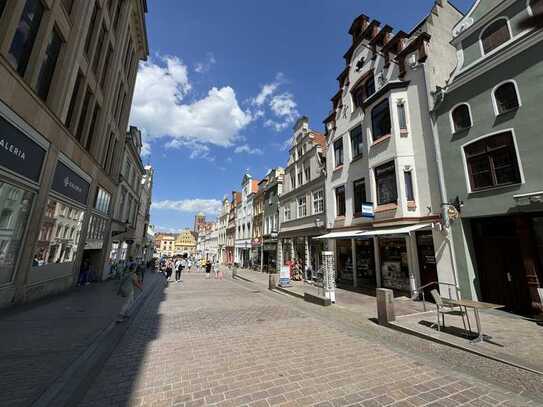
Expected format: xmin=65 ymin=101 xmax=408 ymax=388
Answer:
xmin=422 ymin=68 xmax=460 ymax=294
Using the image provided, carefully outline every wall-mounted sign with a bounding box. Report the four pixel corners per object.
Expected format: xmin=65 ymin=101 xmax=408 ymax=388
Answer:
xmin=361 ymin=202 xmax=375 ymax=218
xmin=51 ymin=161 xmax=90 ymax=205
xmin=0 ymin=116 xmax=46 ymax=182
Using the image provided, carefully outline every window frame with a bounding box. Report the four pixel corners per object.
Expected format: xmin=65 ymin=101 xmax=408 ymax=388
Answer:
xmin=461 ymin=129 xmax=524 ymax=193
xmin=449 ymin=102 xmax=473 ymax=134
xmin=335 ymin=185 xmax=346 ymax=217
xmin=350 ymin=125 xmax=363 ymax=160
xmin=297 ymin=195 xmax=307 ymax=218
xmin=478 ymin=17 xmax=512 ymax=56
xmin=312 ymin=190 xmax=324 ymax=214
xmin=371 ymin=98 xmax=392 ymax=142
xmin=352 ymin=178 xmax=366 ymax=216
xmin=374 ymin=160 xmax=398 ymax=206
xmin=404 ymin=170 xmax=415 ymax=202
xmin=333 ymin=137 xmax=344 ymax=168
xmin=491 ymin=79 xmax=521 ymax=116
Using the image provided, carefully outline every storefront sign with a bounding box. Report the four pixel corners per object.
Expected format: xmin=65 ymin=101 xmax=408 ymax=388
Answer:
xmin=0 ymin=116 xmax=46 ymax=182
xmin=361 ymin=202 xmax=375 ymax=218
xmin=279 ymin=266 xmax=290 ymax=286
xmin=51 ymin=162 xmax=90 ymax=205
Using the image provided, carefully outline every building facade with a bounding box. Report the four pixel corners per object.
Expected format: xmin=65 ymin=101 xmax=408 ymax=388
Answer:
xmin=434 ymin=0 xmax=543 ymax=314
xmin=217 ymin=197 xmax=229 ymax=263
xmin=174 ymin=229 xmax=197 ymax=256
xmin=235 ymin=175 xmax=258 ymax=267
xmin=251 ymin=179 xmax=265 ymax=268
xmin=225 ymin=191 xmax=239 ymax=265
xmin=0 ymin=0 xmax=148 ymax=307
xmin=262 ymin=167 xmax=284 ymax=272
xmin=155 ymin=233 xmax=175 ymax=258
xmin=319 ymin=2 xmax=462 ymax=295
xmin=279 ymin=117 xmax=327 ymax=273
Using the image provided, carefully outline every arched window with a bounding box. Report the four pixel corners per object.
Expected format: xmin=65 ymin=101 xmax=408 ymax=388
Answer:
xmin=493 ymin=81 xmax=520 ymax=114
xmin=451 ymin=104 xmax=472 ymax=132
xmin=530 ymin=0 xmax=543 ymax=15
xmin=481 ymin=19 xmax=511 ymax=54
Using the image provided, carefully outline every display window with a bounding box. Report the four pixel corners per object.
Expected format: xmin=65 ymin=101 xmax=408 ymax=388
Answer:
xmin=336 ymin=239 xmax=353 ymax=282
xmin=32 ymin=198 xmax=84 ymax=267
xmin=379 ymin=238 xmax=410 ymax=291
xmin=355 ymin=239 xmax=375 ymax=284
xmin=0 ymin=181 xmax=34 ymax=284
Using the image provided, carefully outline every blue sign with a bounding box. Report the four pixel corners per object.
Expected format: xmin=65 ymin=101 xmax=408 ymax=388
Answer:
xmin=361 ymin=202 xmax=375 ymax=218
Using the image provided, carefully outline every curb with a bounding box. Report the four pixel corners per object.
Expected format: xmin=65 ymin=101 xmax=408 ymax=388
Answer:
xmin=32 ymin=274 xmax=162 ymax=407
xmin=274 ymin=285 xmax=305 ymax=300
xmin=388 ymin=321 xmax=543 ymax=377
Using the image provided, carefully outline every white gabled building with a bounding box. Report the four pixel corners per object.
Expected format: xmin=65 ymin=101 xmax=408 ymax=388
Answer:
xmin=321 ymin=1 xmax=463 ymax=296
xmin=235 ymin=174 xmax=259 ymax=267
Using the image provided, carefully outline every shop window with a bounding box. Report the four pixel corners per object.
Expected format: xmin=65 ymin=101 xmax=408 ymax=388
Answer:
xmin=337 ymin=240 xmax=353 ymax=282
xmin=379 ymin=238 xmax=410 ymax=291
xmin=356 ymin=239 xmax=375 ymax=283
xmin=334 ymin=137 xmax=344 ymax=167
xmin=451 ymin=104 xmax=472 ymax=133
xmin=8 ymin=0 xmax=44 ymax=76
xmin=0 ymin=182 xmax=33 ymax=282
xmin=531 ymin=0 xmax=543 ymax=14
xmin=350 ymin=125 xmax=363 ymax=159
xmin=335 ymin=185 xmax=346 ymax=217
xmin=375 ymin=161 xmax=398 ymax=205
xmin=404 ymin=171 xmax=415 ymax=201
xmin=353 ymin=179 xmax=366 ymax=216
xmin=493 ymin=82 xmax=520 ymax=115
xmin=313 ymin=190 xmax=324 ymax=214
xmin=464 ymin=131 xmax=521 ymax=191
xmin=481 ymin=19 xmax=511 ymax=54
xmin=371 ymin=99 xmax=391 ymax=142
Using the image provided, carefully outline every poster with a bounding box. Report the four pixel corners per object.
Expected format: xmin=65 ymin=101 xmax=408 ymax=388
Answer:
xmin=280 ymin=266 xmax=290 ymax=286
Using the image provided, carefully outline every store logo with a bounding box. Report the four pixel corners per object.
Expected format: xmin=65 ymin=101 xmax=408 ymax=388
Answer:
xmin=63 ymin=176 xmax=83 ymax=194
xmin=0 ymin=138 xmax=26 ymax=160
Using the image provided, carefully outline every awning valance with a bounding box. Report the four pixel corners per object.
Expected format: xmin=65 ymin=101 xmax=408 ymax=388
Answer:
xmin=314 ymin=231 xmax=363 ymax=239
xmin=357 ymin=223 xmax=431 ymax=237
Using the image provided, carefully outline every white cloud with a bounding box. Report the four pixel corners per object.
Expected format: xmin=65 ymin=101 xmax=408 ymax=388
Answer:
xmin=130 ymin=55 xmax=252 ymax=156
xmin=234 ymin=144 xmax=263 ymax=155
xmin=152 ymin=199 xmax=223 ymax=215
xmin=141 ymin=141 xmax=151 ymax=157
xmin=155 ymin=226 xmax=184 ymax=234
xmin=194 ymin=52 xmax=217 ymax=73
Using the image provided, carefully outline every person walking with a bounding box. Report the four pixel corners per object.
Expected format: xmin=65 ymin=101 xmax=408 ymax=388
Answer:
xmin=77 ymin=259 xmax=91 ymax=286
xmin=174 ymin=257 xmax=182 ymax=283
xmin=117 ymin=267 xmax=143 ymax=322
xmin=165 ymin=259 xmax=173 ymax=281
xmin=205 ymin=259 xmax=212 ymax=279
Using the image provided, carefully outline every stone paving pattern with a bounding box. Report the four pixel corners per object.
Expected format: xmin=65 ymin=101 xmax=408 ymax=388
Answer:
xmin=79 ymin=272 xmax=537 ymax=406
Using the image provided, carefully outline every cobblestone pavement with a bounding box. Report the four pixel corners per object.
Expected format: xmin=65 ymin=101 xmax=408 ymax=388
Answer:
xmin=79 ymin=272 xmax=540 ymax=406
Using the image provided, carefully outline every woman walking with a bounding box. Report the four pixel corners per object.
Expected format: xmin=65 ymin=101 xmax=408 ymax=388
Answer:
xmin=205 ymin=260 xmax=212 ymax=279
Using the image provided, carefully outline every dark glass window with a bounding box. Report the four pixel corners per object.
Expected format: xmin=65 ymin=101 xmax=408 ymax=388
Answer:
xmin=353 ymin=75 xmax=375 ymax=108
xmin=494 ymin=82 xmax=519 ymax=114
xmin=8 ymin=0 xmax=44 ymax=76
xmin=451 ymin=104 xmax=472 ymax=132
xmin=92 ymin=24 xmax=106 ymax=74
xmin=76 ymin=88 xmax=92 ymax=141
xmin=371 ymin=99 xmax=391 ymax=141
xmin=84 ymin=5 xmax=98 ymax=56
xmin=464 ymin=132 xmax=520 ymax=191
xmin=353 ymin=179 xmax=366 ymax=215
xmin=86 ymin=104 xmax=100 ymax=151
xmin=0 ymin=0 xmax=7 ymax=19
xmin=350 ymin=125 xmax=363 ymax=158
xmin=375 ymin=161 xmax=397 ymax=205
xmin=404 ymin=171 xmax=414 ymax=201
xmin=335 ymin=186 xmax=346 ymax=217
xmin=100 ymin=45 xmax=113 ymax=88
xmin=397 ymin=102 xmax=407 ymax=131
xmin=36 ymin=28 xmax=63 ymax=101
xmin=364 ymin=76 xmax=375 ymax=98
xmin=65 ymin=72 xmax=83 ymax=129
xmin=531 ymin=0 xmax=543 ymax=14
xmin=481 ymin=19 xmax=511 ymax=54
xmin=334 ymin=138 xmax=344 ymax=167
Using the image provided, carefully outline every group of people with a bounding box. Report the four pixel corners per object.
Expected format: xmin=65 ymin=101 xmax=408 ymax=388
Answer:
xmin=159 ymin=255 xmax=224 ymax=284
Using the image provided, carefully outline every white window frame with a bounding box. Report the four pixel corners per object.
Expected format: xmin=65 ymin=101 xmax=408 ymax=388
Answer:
xmin=460 ymin=128 xmax=525 ymax=194
xmin=449 ymin=102 xmax=473 ymax=134
xmin=491 ymin=79 xmax=522 ymax=116
xmin=312 ymin=190 xmax=324 ymax=214
xmin=297 ymin=196 xmax=307 ymax=218
xmin=284 ymin=205 xmax=291 ymax=221
xmin=478 ymin=17 xmax=513 ymax=57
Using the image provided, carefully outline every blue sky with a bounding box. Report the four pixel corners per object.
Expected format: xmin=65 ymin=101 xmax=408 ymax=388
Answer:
xmin=132 ymin=0 xmax=473 ymax=232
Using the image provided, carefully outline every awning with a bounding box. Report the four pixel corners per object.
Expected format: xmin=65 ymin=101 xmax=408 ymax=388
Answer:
xmin=315 ymin=231 xmax=363 ymax=239
xmin=357 ymin=223 xmax=432 ymax=237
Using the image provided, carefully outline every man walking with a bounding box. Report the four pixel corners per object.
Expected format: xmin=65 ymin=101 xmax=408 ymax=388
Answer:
xmin=117 ymin=266 xmax=143 ymax=322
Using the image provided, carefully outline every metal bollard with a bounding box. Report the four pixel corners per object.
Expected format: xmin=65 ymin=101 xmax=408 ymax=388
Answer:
xmin=376 ymin=288 xmax=395 ymax=325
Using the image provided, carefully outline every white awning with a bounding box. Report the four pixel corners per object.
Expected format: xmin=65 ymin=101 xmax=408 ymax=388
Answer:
xmin=314 ymin=231 xmax=363 ymax=239
xmin=357 ymin=223 xmax=432 ymax=237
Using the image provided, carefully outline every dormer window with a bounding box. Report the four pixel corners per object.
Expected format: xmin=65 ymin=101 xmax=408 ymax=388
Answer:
xmin=480 ymin=19 xmax=511 ymax=55
xmin=451 ymin=104 xmax=472 ymax=133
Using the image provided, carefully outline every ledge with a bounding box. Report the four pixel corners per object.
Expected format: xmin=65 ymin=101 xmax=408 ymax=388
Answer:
xmin=371 ymin=134 xmax=391 ymax=147
xmin=362 ymin=81 xmax=410 ymax=109
xmin=375 ymin=203 xmax=398 ymax=213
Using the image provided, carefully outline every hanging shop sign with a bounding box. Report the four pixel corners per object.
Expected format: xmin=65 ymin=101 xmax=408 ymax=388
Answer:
xmin=51 ymin=161 xmax=90 ymax=205
xmin=0 ymin=116 xmax=46 ymax=182
xmin=361 ymin=202 xmax=375 ymax=218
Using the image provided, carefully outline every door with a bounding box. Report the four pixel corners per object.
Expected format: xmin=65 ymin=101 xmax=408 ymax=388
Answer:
xmin=472 ymin=218 xmax=529 ymax=313
xmin=416 ymin=232 xmax=438 ymax=299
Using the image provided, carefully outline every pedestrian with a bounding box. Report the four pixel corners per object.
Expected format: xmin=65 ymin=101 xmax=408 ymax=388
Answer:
xmin=137 ymin=261 xmax=146 ymax=283
xmin=117 ymin=266 xmax=143 ymax=322
xmin=205 ymin=259 xmax=212 ymax=279
xmin=165 ymin=259 xmax=173 ymax=281
xmin=217 ymin=262 xmax=224 ymax=280
xmin=77 ymin=258 xmax=91 ymax=286
xmin=187 ymin=258 xmax=192 ymax=272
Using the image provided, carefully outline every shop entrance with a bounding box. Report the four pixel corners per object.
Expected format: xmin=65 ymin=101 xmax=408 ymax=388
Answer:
xmin=355 ymin=239 xmax=375 ymax=287
xmin=472 ymin=217 xmax=529 ymax=313
xmin=416 ymin=232 xmax=438 ymax=298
